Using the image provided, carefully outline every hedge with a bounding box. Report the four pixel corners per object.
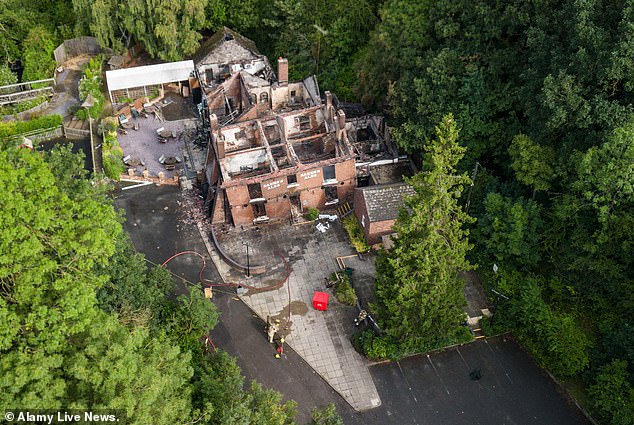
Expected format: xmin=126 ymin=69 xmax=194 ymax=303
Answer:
xmin=0 ymin=114 xmax=62 ymax=138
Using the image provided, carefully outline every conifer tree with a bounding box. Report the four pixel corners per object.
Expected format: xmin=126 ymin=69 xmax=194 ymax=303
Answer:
xmin=374 ymin=114 xmax=474 ymax=349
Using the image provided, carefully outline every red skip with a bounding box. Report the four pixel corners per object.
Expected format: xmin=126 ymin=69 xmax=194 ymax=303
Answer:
xmin=313 ymin=291 xmax=330 ymax=311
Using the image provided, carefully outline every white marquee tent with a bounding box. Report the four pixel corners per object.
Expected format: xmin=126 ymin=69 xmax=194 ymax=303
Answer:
xmin=106 ymin=60 xmax=195 ymax=103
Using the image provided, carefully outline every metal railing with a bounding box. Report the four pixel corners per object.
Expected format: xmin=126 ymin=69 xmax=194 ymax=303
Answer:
xmin=1 ymin=126 xmax=64 ymax=143
xmin=0 ymin=78 xmax=56 ymax=106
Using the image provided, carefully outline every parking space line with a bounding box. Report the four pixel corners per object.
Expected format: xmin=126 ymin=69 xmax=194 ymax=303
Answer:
xmin=396 ymin=361 xmax=418 ymax=404
xmin=427 ymin=354 xmax=451 ymax=395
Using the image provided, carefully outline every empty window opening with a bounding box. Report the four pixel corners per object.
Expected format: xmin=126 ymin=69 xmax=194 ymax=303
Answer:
xmin=287 ymin=174 xmax=297 ymax=184
xmin=322 ymin=165 xmax=336 ymax=181
xmin=290 ymin=90 xmax=296 ymax=97
xmin=252 ymin=202 xmax=266 ymax=218
xmin=324 ymin=186 xmax=338 ymax=204
xmin=259 ymin=92 xmax=269 ymax=104
xmin=296 ymin=115 xmax=311 ymax=131
xmin=248 ymin=183 xmax=263 ymax=199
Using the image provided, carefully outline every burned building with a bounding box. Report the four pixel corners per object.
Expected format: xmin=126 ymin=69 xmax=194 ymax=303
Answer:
xmin=193 ymin=27 xmax=274 ymax=87
xmin=203 ymin=58 xmax=320 ymax=127
xmin=195 ymin=29 xmax=411 ymax=228
xmin=207 ymin=81 xmax=356 ymax=225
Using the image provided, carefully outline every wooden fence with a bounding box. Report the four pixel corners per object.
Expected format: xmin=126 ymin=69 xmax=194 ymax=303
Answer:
xmin=54 ymin=37 xmax=109 ymax=65
xmin=63 ymin=126 xmax=90 ymax=140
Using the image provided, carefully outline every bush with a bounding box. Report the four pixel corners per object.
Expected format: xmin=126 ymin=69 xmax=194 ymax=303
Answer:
xmin=343 ymin=215 xmax=370 ymax=253
xmin=76 ymin=56 xmax=105 ymax=120
xmin=0 ymin=114 xmax=62 ymax=138
xmin=99 ymin=117 xmax=119 ymax=135
xmin=101 ymin=132 xmax=125 ymax=180
xmin=305 ymin=207 xmax=320 ymax=221
xmin=330 ymin=271 xmax=357 ymax=306
xmin=103 ymin=151 xmax=125 ymax=180
xmin=353 ymin=324 xmax=473 ymax=361
xmin=310 ymin=403 xmax=343 ymax=425
xmin=354 ymin=331 xmax=399 ymax=361
xmin=588 ymin=360 xmax=634 ymax=425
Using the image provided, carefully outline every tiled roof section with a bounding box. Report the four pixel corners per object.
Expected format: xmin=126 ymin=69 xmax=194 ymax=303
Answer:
xmin=358 ymin=183 xmax=415 ymax=222
xmin=193 ymin=27 xmax=261 ymax=65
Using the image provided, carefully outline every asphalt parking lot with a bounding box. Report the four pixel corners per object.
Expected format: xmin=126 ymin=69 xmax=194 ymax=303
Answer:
xmin=114 ymin=184 xmax=590 ymax=425
xmin=366 ymin=336 xmax=589 ymax=425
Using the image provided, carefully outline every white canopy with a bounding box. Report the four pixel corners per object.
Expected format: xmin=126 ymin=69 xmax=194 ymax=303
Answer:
xmin=106 ymin=60 xmax=195 ymax=92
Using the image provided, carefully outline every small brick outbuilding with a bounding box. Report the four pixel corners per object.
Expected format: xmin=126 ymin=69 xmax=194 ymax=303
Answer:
xmin=353 ymin=183 xmax=415 ymax=245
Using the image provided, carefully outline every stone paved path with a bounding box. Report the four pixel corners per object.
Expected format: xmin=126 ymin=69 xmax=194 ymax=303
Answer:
xmin=206 ymin=221 xmax=382 ymax=411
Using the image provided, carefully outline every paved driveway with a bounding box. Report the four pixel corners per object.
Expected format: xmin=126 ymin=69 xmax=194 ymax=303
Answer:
xmin=114 ymin=185 xmax=351 ymax=423
xmin=115 ymin=185 xmax=590 ymax=425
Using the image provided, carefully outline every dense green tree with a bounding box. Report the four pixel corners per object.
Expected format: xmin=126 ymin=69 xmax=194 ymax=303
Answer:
xmin=204 ymin=0 xmax=259 ymax=31
xmin=251 ymin=0 xmax=379 ymax=98
xmin=362 ymin=0 xmax=634 ymax=398
xmin=0 ymin=0 xmax=49 ymax=65
xmin=493 ymin=272 xmax=592 ymax=377
xmin=190 ymin=350 xmax=298 ymax=425
xmin=574 ymin=122 xmax=634 ymax=230
xmin=508 ymin=134 xmax=555 ymax=197
xmin=373 ymin=114 xmax=473 ymax=350
xmin=588 ymin=360 xmax=634 ymax=425
xmin=96 ymin=237 xmax=174 ymax=327
xmin=476 ymin=192 xmax=543 ymax=270
xmin=0 ymin=64 xmax=17 ymax=86
xmin=0 ymin=144 xmax=199 ymax=424
xmin=21 ymin=26 xmax=55 ymax=82
xmin=73 ymin=0 xmax=207 ymax=61
xmin=0 ymin=143 xmax=301 ymax=424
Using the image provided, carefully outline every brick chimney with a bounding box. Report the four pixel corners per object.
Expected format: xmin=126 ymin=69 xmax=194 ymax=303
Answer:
xmin=216 ymin=136 xmax=225 ymax=159
xmin=278 ymin=57 xmax=288 ymax=86
xmin=325 ymin=91 xmax=332 ymax=110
